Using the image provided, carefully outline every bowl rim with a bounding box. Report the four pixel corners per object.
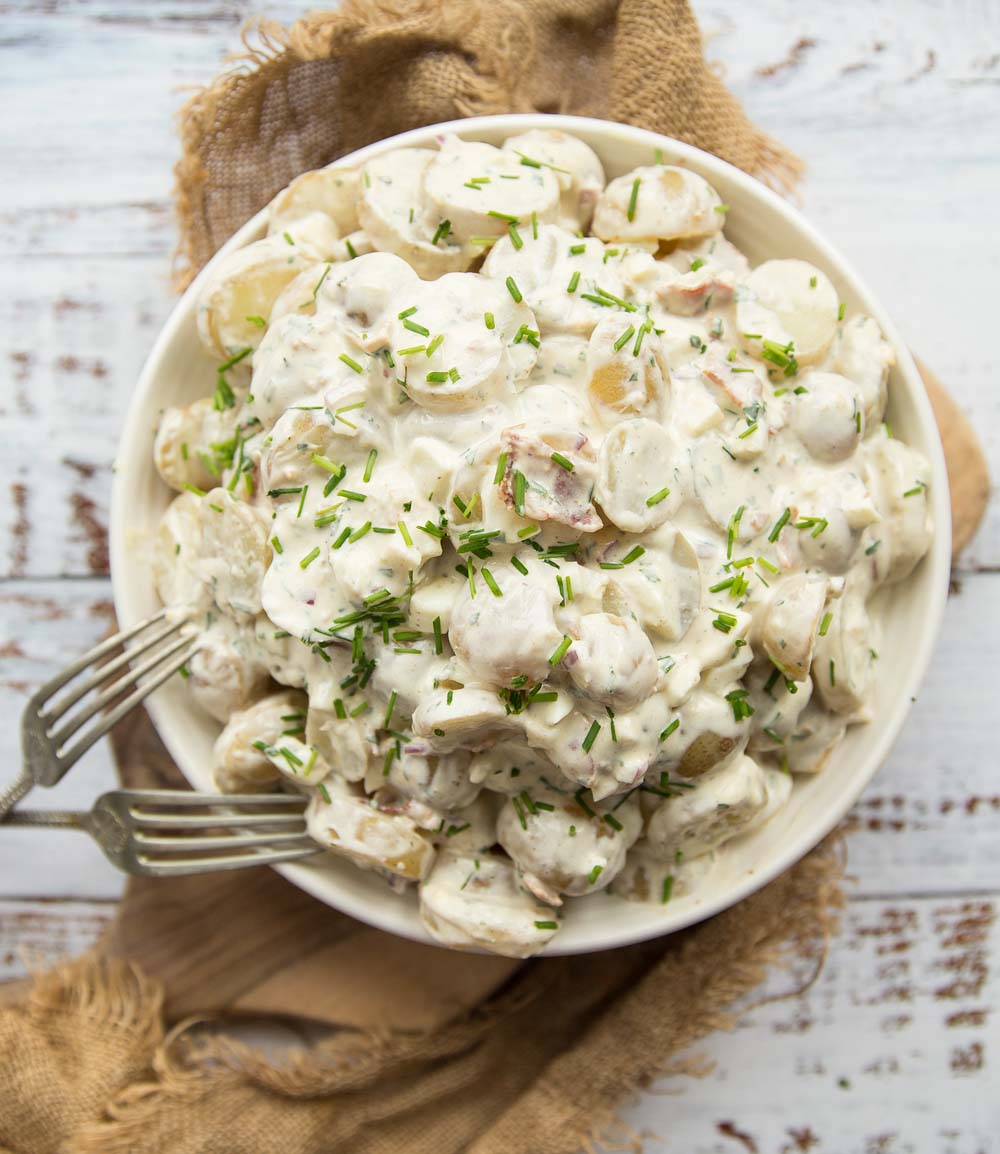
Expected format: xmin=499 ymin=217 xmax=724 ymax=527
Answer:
xmin=110 ymin=112 xmax=952 ymax=955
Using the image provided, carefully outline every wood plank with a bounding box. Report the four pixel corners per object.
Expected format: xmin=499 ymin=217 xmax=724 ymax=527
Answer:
xmin=0 ymin=898 xmax=113 ymax=983
xmin=624 ymin=890 xmax=1000 ymax=1152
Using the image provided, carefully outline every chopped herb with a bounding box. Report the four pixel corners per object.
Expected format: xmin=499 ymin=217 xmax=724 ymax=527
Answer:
xmin=613 ymin=324 xmax=636 ymax=352
xmin=661 ymin=875 xmax=675 ymax=904
xmin=549 ymin=635 xmax=573 ymax=665
xmin=646 ymin=486 xmax=671 ymax=507
xmin=431 ymin=219 xmax=452 ymax=246
xmin=588 ymin=864 xmax=604 ymax=885
xmin=550 ymin=451 xmax=574 ymax=472
xmin=505 ymin=276 xmax=523 ymax=303
xmin=838 ymin=301 xmax=847 ymax=321
xmin=513 ymin=470 xmax=527 ymax=516
xmin=534 ymin=920 xmax=559 ymax=930
xmin=484 ymin=311 xmax=495 ymax=330
xmin=299 ymin=546 xmax=320 ymax=570
xmin=403 ymin=318 xmax=430 ymax=336
xmin=508 ymin=221 xmax=523 ymax=250
xmin=482 ymin=567 xmax=503 ymax=597
xmin=582 ymin=720 xmax=601 ymax=753
xmin=768 ymin=507 xmax=791 ymax=543
xmin=725 ymin=688 xmax=755 ymax=722
xmin=627 ymin=178 xmax=641 ymax=222
xmin=659 ymin=718 xmax=680 ymax=742
xmin=338 ymin=352 xmax=364 ymax=374
xmin=819 ymin=611 xmax=833 ymax=637
xmin=727 ymin=505 xmax=745 ymax=559
xmin=567 ymin=270 xmax=581 ymax=294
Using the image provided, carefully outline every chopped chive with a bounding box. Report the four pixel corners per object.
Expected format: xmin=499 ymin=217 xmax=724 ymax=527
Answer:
xmin=829 ymin=660 xmax=837 ymax=686
xmin=484 ymin=311 xmax=495 ymax=330
xmin=426 ymin=370 xmax=449 ymax=383
xmin=534 ymin=920 xmax=558 ymax=930
xmin=567 ymin=270 xmax=581 ymax=294
xmin=493 ymin=451 xmax=508 ymax=485
xmin=646 ymin=486 xmax=671 ymax=507
xmin=482 ymin=567 xmax=503 ymax=597
xmin=363 ymin=449 xmax=378 ymax=482
xmin=338 ymin=489 xmax=366 ymax=502
xmin=517 ymin=525 xmax=539 ymax=539
xmin=331 ymin=526 xmax=352 ymax=549
xmin=738 ymin=423 xmax=758 ymax=439
xmin=311 ymin=264 xmax=331 ymax=300
xmin=296 ymin=484 xmax=309 ymax=518
xmin=348 ymin=520 xmax=372 ymax=542
xmin=613 ymin=324 xmax=636 ymax=352
xmin=621 ymin=545 xmax=645 ymax=565
xmin=659 ymin=718 xmax=680 ymax=742
xmin=431 ymin=219 xmax=451 ymax=246
xmin=299 ymin=545 xmax=320 ymax=569
xmin=768 ymin=507 xmax=791 ymax=543
xmin=550 ymin=451 xmax=574 ymax=472
xmin=508 ymin=222 xmax=523 ymax=250
xmin=588 ymin=864 xmax=604 ymax=885
xmin=819 ymin=611 xmax=833 ymax=637
xmin=397 ymin=344 xmax=426 ymax=356
xmin=661 ymin=875 xmax=674 ymax=904
xmin=549 ymin=635 xmax=573 ymax=665
xmin=488 ymin=209 xmax=520 ymax=224
xmin=397 ymin=306 xmax=418 ymax=320
xmin=397 ymin=520 xmax=413 ymax=547
xmin=514 ymin=470 xmax=526 ymax=516
xmin=505 ymin=276 xmax=523 ymax=303
xmin=627 ymin=178 xmax=641 ymax=222
xmin=727 ymin=505 xmax=745 ymax=559
xmin=312 ymin=454 xmax=341 ymax=475
xmin=339 ymin=352 xmax=364 ymax=374
xmin=838 ymin=301 xmax=847 ymax=321
xmin=582 ymin=720 xmax=601 ymax=752
xmin=270 ymin=535 xmax=283 ymax=554
xmin=246 ymin=314 xmax=266 ymax=328
xmin=345 ymin=238 xmax=358 ymax=259
xmin=425 ymin=333 xmax=444 ymax=358
xmin=403 ymin=318 xmax=430 ymax=337
xmin=903 ymin=482 xmax=926 ymax=498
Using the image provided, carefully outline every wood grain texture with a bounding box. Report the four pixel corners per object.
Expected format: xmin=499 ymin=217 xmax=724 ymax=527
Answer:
xmin=0 ymin=0 xmax=996 ymax=1148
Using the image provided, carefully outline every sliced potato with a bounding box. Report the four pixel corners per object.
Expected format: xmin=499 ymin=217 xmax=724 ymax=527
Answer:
xmin=737 ymin=259 xmax=839 ymax=368
xmin=592 ymin=166 xmax=724 ymax=243
xmin=196 ymin=233 xmax=325 ymax=358
xmin=586 ymin=314 xmax=670 ymax=423
xmin=759 ymin=573 xmax=829 ymax=681
xmin=423 ymin=135 xmax=560 ymax=244
xmin=595 ymin=418 xmax=680 ymax=532
xmin=564 ymin=613 xmax=658 ymax=710
xmin=306 ymin=782 xmax=435 ymax=881
xmin=611 ymin=842 xmax=716 ymax=903
xmin=789 ymin=371 xmax=864 ymax=462
xmin=358 ymin=148 xmax=474 ymax=278
xmin=154 ymin=399 xmax=237 ymax=493
xmin=194 ymin=488 xmax=271 ymax=621
xmin=419 ymin=850 xmax=559 ymax=957
xmin=645 ymin=753 xmax=770 ymax=859
xmin=861 ymin=436 xmax=932 ymax=585
xmin=268 ymin=164 xmax=361 ymax=236
xmin=213 ymin=689 xmax=308 ymax=793
xmin=501 ymin=128 xmax=605 ymax=231
xmin=497 ymin=782 xmax=641 ymax=898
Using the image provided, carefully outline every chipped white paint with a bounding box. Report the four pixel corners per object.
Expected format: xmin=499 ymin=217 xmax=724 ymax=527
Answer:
xmin=0 ymin=0 xmax=996 ymax=1147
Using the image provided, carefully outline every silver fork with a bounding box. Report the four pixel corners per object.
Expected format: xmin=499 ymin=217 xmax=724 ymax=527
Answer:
xmin=0 ymin=608 xmax=199 ymax=819
xmin=4 ymin=789 xmax=316 ymax=875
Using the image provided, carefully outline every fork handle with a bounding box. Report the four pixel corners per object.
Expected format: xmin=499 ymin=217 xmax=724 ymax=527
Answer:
xmin=0 ymin=770 xmax=34 ymax=821
xmin=1 ymin=809 xmax=87 ymax=830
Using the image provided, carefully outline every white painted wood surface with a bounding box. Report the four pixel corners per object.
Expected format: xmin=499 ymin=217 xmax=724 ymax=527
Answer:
xmin=0 ymin=1 xmax=996 ymax=1149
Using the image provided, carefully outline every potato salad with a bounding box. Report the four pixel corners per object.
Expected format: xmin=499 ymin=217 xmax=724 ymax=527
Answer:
xmin=151 ymin=129 xmax=932 ymax=957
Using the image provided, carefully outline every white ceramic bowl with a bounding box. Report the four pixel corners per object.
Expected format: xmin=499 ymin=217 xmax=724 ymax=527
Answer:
xmin=110 ymin=114 xmax=951 ymax=954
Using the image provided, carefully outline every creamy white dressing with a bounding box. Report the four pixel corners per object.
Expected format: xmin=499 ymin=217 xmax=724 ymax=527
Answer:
xmin=153 ymin=131 xmax=933 ymax=958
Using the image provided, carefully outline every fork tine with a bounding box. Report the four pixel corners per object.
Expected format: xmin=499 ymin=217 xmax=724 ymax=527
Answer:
xmin=42 ymin=618 xmax=185 ymax=723
xmin=121 ymin=790 xmax=309 ymax=808
xmin=29 ymin=610 xmax=169 ymax=704
xmin=49 ymin=633 xmax=193 ymax=750
xmin=133 ymin=844 xmax=320 ymax=876
xmin=133 ymin=830 xmax=313 ymax=853
xmin=128 ymin=808 xmax=308 ymax=829
xmin=58 ymin=643 xmax=198 ymax=766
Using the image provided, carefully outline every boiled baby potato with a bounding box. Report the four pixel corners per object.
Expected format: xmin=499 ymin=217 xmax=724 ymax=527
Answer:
xmin=419 ymin=850 xmax=559 ymax=957
xmin=213 ymin=688 xmax=308 ymax=793
xmin=592 ymin=165 xmax=724 ymax=244
xmin=737 ymin=259 xmax=839 ymax=368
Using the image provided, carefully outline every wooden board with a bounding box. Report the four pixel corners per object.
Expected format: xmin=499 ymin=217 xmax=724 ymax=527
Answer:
xmin=0 ymin=0 xmax=996 ymax=1148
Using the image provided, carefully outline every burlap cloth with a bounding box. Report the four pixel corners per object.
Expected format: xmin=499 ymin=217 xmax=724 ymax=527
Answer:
xmin=0 ymin=3 xmax=990 ymax=1151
